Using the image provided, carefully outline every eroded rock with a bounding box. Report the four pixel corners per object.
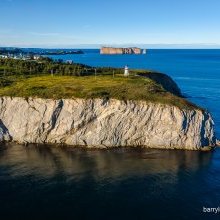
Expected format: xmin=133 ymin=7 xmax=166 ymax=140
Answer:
xmin=0 ymin=97 xmax=216 ymax=150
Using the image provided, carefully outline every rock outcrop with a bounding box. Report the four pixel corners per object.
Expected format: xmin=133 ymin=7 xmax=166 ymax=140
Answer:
xmin=0 ymin=97 xmax=216 ymax=150
xmin=137 ymin=72 xmax=182 ymax=97
xmin=100 ymin=47 xmax=142 ymax=54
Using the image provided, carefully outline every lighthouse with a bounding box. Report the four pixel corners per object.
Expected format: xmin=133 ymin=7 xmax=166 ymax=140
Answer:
xmin=124 ymin=65 xmax=129 ymax=77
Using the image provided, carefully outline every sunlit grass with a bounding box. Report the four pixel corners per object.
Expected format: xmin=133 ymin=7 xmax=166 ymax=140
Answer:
xmin=0 ymin=74 xmax=199 ymax=110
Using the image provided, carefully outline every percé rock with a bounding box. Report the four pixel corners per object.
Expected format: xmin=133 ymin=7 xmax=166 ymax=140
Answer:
xmin=0 ymin=97 xmax=216 ymax=150
xmin=100 ymin=47 xmax=142 ymax=54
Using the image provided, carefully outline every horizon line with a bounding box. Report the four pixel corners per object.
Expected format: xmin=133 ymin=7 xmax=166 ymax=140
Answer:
xmin=1 ymin=43 xmax=220 ymax=49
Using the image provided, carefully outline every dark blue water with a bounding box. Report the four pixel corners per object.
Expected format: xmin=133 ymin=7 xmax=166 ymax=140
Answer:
xmin=1 ymin=144 xmax=220 ymax=220
xmin=0 ymin=50 xmax=220 ymax=220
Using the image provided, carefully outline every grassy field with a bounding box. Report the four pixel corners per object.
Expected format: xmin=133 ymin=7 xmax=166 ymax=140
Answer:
xmin=0 ymin=73 xmax=199 ymax=110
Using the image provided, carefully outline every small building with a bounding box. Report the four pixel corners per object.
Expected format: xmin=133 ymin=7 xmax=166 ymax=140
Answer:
xmin=124 ymin=65 xmax=129 ymax=76
xmin=0 ymin=55 xmax=8 ymax=59
xmin=33 ymin=55 xmax=41 ymax=60
xmin=66 ymin=60 xmax=73 ymax=64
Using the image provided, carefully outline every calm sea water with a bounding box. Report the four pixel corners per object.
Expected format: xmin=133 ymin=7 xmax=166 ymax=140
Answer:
xmin=0 ymin=50 xmax=220 ymax=220
xmin=1 ymin=144 xmax=220 ymax=220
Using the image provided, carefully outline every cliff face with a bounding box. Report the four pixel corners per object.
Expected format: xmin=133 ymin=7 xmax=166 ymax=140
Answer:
xmin=0 ymin=97 xmax=216 ymax=150
xmin=100 ymin=47 xmax=142 ymax=54
xmin=137 ymin=72 xmax=182 ymax=97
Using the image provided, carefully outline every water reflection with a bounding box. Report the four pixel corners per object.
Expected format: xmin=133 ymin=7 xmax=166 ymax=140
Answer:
xmin=0 ymin=143 xmax=213 ymax=181
xmin=0 ymin=143 xmax=219 ymax=220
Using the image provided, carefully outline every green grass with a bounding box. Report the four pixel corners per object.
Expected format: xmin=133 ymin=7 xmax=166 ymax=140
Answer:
xmin=0 ymin=73 xmax=200 ymax=110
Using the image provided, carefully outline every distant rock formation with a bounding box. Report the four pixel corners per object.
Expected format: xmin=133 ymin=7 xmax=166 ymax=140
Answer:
xmin=100 ymin=47 xmax=142 ymax=54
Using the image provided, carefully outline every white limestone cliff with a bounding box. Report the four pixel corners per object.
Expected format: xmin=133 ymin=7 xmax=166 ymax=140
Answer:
xmin=0 ymin=97 xmax=216 ymax=150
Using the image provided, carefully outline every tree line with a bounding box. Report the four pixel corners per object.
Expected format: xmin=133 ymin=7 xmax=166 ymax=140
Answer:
xmin=0 ymin=58 xmax=91 ymax=76
xmin=0 ymin=58 xmax=124 ymax=76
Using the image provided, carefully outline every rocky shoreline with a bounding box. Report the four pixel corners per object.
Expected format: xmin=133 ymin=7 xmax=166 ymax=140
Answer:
xmin=0 ymin=97 xmax=216 ymax=150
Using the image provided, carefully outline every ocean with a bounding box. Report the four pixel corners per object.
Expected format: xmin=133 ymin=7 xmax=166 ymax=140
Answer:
xmin=0 ymin=49 xmax=220 ymax=220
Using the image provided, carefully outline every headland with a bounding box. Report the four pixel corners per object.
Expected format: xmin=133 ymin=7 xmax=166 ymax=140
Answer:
xmin=0 ymin=58 xmax=217 ymax=150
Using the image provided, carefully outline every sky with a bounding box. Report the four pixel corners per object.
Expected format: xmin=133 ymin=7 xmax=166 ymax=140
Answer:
xmin=0 ymin=0 xmax=220 ymax=48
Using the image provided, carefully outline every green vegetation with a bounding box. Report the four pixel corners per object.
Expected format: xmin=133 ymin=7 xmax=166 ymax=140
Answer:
xmin=0 ymin=58 xmax=122 ymax=76
xmin=0 ymin=58 xmax=199 ymax=110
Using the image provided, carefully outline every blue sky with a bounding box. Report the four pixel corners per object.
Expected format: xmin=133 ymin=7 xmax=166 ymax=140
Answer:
xmin=0 ymin=0 xmax=220 ymax=48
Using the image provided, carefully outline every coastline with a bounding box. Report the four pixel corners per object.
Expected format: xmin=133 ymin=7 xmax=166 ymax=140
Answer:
xmin=0 ymin=96 xmax=216 ymax=150
xmin=0 ymin=56 xmax=218 ymax=150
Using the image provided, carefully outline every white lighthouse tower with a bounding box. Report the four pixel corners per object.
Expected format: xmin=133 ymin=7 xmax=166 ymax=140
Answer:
xmin=124 ymin=65 xmax=129 ymax=77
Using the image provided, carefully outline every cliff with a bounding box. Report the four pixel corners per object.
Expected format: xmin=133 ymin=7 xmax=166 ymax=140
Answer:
xmin=100 ymin=47 xmax=142 ymax=54
xmin=0 ymin=97 xmax=216 ymax=150
xmin=137 ymin=72 xmax=182 ymax=97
